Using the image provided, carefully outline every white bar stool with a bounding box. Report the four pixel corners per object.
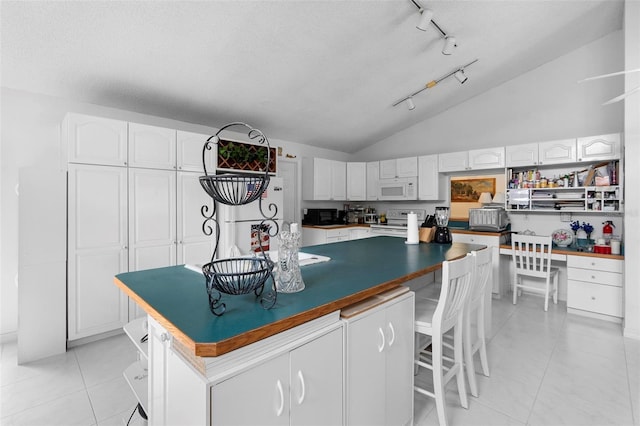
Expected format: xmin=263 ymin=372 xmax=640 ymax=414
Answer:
xmin=414 ymin=254 xmax=474 ymax=426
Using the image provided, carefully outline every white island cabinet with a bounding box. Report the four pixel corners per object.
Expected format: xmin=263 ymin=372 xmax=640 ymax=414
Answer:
xmin=342 ymin=290 xmax=414 ymax=426
xmin=146 ymin=313 xmax=344 ymax=426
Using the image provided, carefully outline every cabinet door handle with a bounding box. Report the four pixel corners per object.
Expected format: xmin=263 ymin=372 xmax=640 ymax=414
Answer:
xmin=591 ymin=275 xmax=596 ymax=280
xmin=160 ymin=333 xmax=170 ymax=342
xmin=387 ymin=322 xmax=396 ymax=347
xmin=275 ymin=379 xmax=284 ymax=416
xmin=296 ymin=370 xmax=306 ymax=405
xmin=377 ymin=327 xmax=385 ymax=353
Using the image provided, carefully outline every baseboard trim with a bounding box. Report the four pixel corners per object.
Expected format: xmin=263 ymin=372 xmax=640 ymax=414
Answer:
xmin=0 ymin=331 xmax=18 ymax=344
xmin=67 ymin=328 xmax=124 ymax=349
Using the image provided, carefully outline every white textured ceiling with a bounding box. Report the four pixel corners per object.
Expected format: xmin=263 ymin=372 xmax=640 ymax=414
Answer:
xmin=1 ymin=0 xmax=624 ymax=153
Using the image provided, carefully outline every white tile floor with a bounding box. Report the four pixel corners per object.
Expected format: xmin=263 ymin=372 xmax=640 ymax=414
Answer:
xmin=1 ymin=294 xmax=638 ymax=426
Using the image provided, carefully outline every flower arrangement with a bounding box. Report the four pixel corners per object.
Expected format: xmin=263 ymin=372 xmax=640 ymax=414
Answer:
xmin=570 ymin=221 xmax=593 ymax=240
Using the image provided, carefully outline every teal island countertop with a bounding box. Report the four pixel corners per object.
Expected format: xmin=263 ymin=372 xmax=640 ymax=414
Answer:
xmin=115 ymin=236 xmax=485 ymax=357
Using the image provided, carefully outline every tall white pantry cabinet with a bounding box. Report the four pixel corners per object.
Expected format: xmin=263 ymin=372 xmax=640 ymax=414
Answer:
xmin=65 ymin=114 xmax=215 ymax=341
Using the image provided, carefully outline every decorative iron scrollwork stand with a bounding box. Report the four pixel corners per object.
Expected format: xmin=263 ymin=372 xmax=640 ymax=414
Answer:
xmin=199 ymin=122 xmax=279 ymax=316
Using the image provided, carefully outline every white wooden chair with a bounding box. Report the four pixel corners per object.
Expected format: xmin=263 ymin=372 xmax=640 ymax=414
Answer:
xmin=462 ymin=248 xmax=492 ymax=398
xmin=511 ymin=234 xmax=559 ymax=311
xmin=414 ymin=254 xmax=474 ymax=426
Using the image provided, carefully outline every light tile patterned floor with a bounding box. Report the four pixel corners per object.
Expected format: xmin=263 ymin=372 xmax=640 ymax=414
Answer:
xmin=0 ymin=295 xmax=638 ymax=425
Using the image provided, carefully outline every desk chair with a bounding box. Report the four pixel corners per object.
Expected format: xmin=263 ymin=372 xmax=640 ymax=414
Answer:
xmin=511 ymin=234 xmax=559 ymax=311
xmin=414 ymin=254 xmax=473 ymax=426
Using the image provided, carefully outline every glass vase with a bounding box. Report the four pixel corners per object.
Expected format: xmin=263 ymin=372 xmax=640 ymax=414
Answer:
xmin=275 ymin=227 xmax=305 ymax=293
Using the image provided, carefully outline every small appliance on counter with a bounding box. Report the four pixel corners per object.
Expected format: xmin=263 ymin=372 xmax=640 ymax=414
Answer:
xmin=433 ymin=206 xmax=452 ymax=244
xmin=302 ymin=208 xmax=338 ymax=226
xmin=468 ymin=206 xmax=510 ymax=232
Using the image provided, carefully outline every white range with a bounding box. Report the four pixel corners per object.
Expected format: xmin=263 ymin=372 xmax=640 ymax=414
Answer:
xmin=369 ymin=209 xmax=427 ymax=238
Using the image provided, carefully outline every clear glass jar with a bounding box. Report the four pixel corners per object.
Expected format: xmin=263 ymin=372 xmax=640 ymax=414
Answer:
xmin=274 ymin=226 xmax=305 ymax=293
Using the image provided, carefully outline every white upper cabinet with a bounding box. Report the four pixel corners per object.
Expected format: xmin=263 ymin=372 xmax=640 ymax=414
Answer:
xmin=468 ymin=147 xmax=505 ymax=170
xmin=577 ymin=133 xmax=621 ymax=162
xmin=438 ymin=151 xmax=469 ymax=172
xmin=506 ymin=143 xmax=540 ymax=167
xmin=418 ymin=154 xmax=441 ymax=200
xmin=366 ymin=161 xmax=379 ymax=200
xmin=538 ymin=138 xmax=576 ymax=165
xmin=379 ymin=157 xmax=418 ymax=178
xmin=347 ymin=162 xmax=367 ymax=201
xmin=302 ymin=157 xmax=346 ymax=201
xmin=64 ymin=113 xmax=128 ymax=167
xmin=176 ymin=130 xmax=215 ymax=172
xmin=128 ymin=123 xmax=177 ymax=170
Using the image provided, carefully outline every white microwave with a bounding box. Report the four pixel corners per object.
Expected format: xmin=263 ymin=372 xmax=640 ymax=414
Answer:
xmin=378 ymin=177 xmax=417 ymax=201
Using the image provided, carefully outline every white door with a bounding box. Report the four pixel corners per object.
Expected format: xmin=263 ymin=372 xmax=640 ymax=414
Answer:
xmin=418 ymin=154 xmax=440 ymax=200
xmin=347 ymin=162 xmax=366 ymax=201
xmin=290 ymin=328 xmax=343 ymax=426
xmin=313 ymin=158 xmax=332 ymax=200
xmin=346 ymin=308 xmax=386 ymax=426
xmin=384 ymin=296 xmax=414 ymax=426
xmin=129 ymin=168 xmax=177 ymax=271
xmin=212 ymin=353 xmax=290 ymax=426
xmin=128 ymin=123 xmax=176 ymax=170
xmin=506 ymin=143 xmax=539 ymax=167
xmin=64 ymin=113 xmax=128 ymax=166
xmin=438 ymin=151 xmax=469 ymax=172
xmin=331 ymin=160 xmax=347 ymax=200
xmin=176 ymin=130 xmax=215 ymax=173
xmin=538 ymin=139 xmax=576 ymax=165
xmin=577 ymin=133 xmax=621 ymax=162
xmin=68 ymin=164 xmax=128 ymax=340
xmin=469 ymin=147 xmax=505 ymax=170
xmin=366 ymin=161 xmax=379 ymax=200
xmin=177 ymin=171 xmax=214 ymax=266
xmin=396 ymin=156 xmax=418 ymax=177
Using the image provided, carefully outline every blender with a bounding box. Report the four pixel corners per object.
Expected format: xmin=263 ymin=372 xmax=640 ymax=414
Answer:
xmin=433 ymin=206 xmax=452 ymax=244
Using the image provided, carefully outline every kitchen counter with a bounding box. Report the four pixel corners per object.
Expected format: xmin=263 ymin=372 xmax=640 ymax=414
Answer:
xmin=499 ymin=243 xmax=624 ymax=260
xmin=115 ymin=236 xmax=485 ymax=357
xmin=302 ymin=223 xmax=370 ymax=229
xmin=451 ymin=228 xmax=511 ymax=237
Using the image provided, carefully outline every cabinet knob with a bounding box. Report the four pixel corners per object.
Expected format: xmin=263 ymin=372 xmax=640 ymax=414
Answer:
xmin=161 ymin=333 xmax=170 ymax=342
xmin=123 ymin=246 xmax=128 ymax=250
xmin=591 ymin=296 xmax=596 ymax=300
xmin=591 ymin=275 xmax=596 ymax=280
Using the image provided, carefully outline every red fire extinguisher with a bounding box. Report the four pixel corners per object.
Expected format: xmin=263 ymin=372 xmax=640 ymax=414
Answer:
xmin=603 ymin=221 xmax=615 ymax=243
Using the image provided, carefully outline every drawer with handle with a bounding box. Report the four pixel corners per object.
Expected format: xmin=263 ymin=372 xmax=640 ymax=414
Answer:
xmin=567 ymin=255 xmax=623 ymax=273
xmin=567 ymin=280 xmax=623 ymax=317
xmin=567 ymin=267 xmax=623 ymax=287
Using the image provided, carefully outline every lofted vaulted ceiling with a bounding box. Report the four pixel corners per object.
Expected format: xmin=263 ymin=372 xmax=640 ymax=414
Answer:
xmin=1 ymin=0 xmax=624 ymax=153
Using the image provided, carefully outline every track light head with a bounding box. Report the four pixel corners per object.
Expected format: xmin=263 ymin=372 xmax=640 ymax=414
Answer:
xmin=405 ymin=98 xmax=416 ymax=110
xmin=442 ymin=36 xmax=457 ymax=55
xmin=416 ymin=8 xmax=434 ymax=31
xmin=454 ymin=70 xmax=467 ymax=84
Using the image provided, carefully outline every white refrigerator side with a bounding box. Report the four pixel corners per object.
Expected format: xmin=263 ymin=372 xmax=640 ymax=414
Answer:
xmin=218 ymin=177 xmax=284 ymax=257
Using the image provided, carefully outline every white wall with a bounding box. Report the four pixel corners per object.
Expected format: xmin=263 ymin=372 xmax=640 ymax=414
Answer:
xmin=355 ymin=30 xmax=624 ymax=160
xmin=623 ymin=0 xmax=640 ymax=339
xmin=0 ymin=88 xmax=352 ymax=339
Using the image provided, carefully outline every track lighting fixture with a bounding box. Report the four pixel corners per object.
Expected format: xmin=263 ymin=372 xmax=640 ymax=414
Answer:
xmin=410 ymin=0 xmax=457 ymax=55
xmin=405 ymin=98 xmax=416 ymax=110
xmin=416 ymin=8 xmax=434 ymax=31
xmin=392 ymin=59 xmax=478 ymax=110
xmin=454 ymin=69 xmax=467 ymax=84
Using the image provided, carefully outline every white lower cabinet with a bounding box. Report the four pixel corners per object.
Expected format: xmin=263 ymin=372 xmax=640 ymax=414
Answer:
xmin=343 ymin=292 xmax=414 ymax=426
xmin=302 ymin=226 xmax=371 ymax=247
xmin=567 ymin=255 xmax=623 ymax=321
xmin=211 ymin=327 xmax=343 ymax=426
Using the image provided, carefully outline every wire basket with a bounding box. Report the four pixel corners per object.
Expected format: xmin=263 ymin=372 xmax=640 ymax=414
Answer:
xmin=199 ymin=174 xmax=269 ymax=206
xmin=202 ymin=257 xmax=274 ymax=296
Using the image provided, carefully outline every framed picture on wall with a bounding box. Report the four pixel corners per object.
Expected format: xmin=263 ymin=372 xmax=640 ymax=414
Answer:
xmin=451 ymin=178 xmax=496 ymax=202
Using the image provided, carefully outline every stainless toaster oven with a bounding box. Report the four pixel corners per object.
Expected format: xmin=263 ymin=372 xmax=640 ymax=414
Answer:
xmin=468 ymin=207 xmax=510 ymax=231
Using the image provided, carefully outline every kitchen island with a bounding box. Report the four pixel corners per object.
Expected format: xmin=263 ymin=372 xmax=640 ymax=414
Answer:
xmin=115 ymin=237 xmax=485 ymax=425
